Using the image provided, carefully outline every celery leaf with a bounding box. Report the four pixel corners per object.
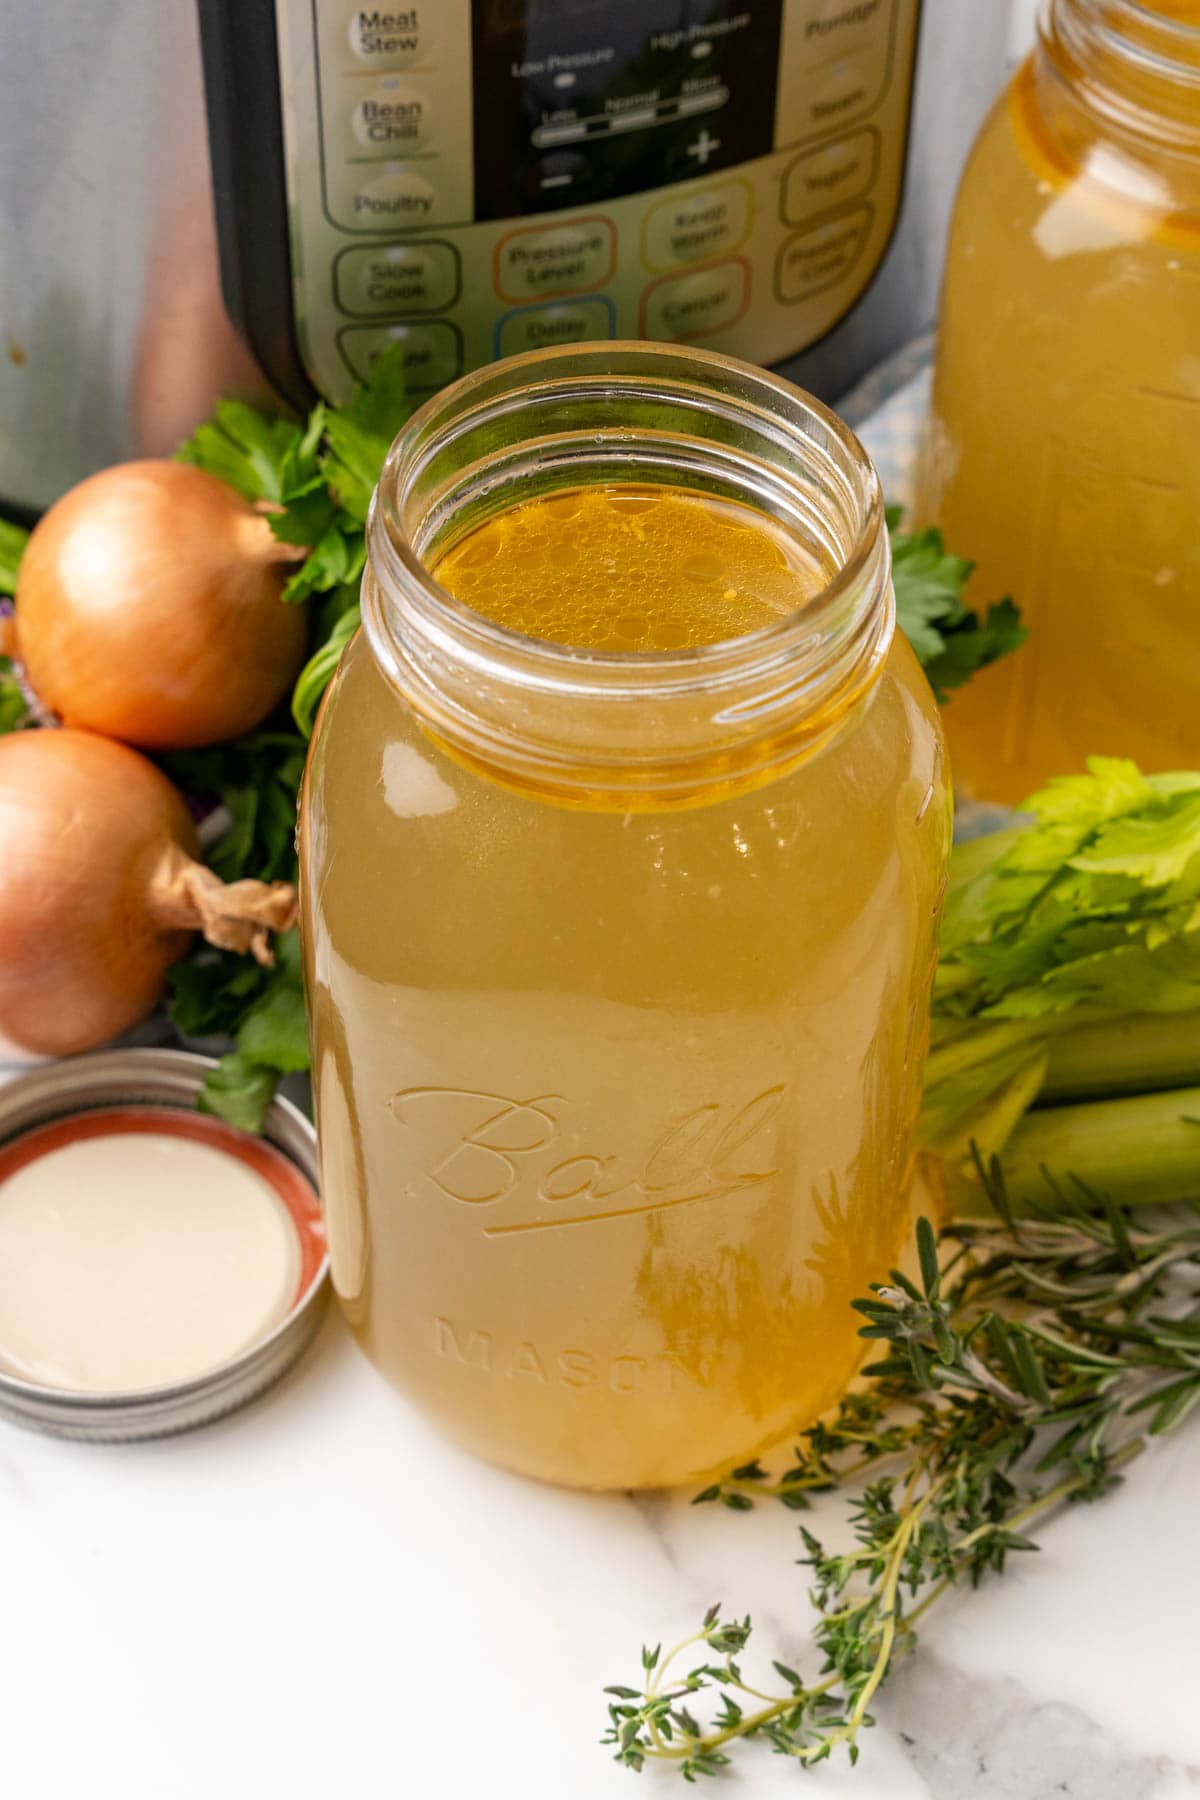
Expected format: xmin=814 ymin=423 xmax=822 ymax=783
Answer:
xmin=924 ymin=757 xmax=1200 ymax=1162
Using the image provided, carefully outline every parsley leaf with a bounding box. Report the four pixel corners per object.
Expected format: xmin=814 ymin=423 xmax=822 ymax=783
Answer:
xmin=161 ymin=729 xmax=306 ymax=885
xmin=169 ymin=952 xmax=268 ymax=1040
xmin=198 ymin=931 xmax=308 ymax=1130
xmin=177 ymin=343 xmax=410 ymax=611
xmin=168 ymin=356 xmax=402 ymax=1127
xmin=163 ymin=722 xmax=311 ymax=1129
xmin=235 ymin=965 xmax=309 ymax=1074
xmin=293 ymin=600 xmax=361 ymax=737
xmin=281 ymin=518 xmax=366 ymax=604
xmin=0 ymin=523 xmax=30 ymax=731
xmin=172 ymin=933 xmax=308 ymax=1132
xmin=0 ymin=518 xmax=29 ymax=595
xmin=196 ymin=1054 xmax=282 ymax=1135
xmin=922 ymin=597 xmax=1026 ymax=697
xmin=889 ymin=509 xmax=1026 ymax=699
xmin=176 ymin=399 xmax=303 ymax=505
xmin=0 ymin=655 xmax=28 ymax=733
xmin=320 ymin=343 xmax=410 ymax=522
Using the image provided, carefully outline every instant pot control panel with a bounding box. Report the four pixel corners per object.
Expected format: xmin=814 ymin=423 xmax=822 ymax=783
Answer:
xmin=268 ymin=0 xmax=921 ymax=401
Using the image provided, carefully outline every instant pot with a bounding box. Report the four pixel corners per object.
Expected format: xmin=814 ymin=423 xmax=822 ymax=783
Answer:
xmin=0 ymin=1 xmax=1020 ymax=514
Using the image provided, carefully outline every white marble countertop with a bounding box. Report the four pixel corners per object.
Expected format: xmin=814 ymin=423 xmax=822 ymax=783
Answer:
xmin=2 ymin=1307 xmax=1197 ymax=1800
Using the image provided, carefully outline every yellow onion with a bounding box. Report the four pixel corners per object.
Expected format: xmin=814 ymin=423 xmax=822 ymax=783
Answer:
xmin=15 ymin=461 xmax=308 ymax=750
xmin=0 ymin=729 xmax=296 ymax=1057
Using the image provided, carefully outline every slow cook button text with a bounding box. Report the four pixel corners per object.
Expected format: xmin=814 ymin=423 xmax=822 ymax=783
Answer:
xmin=334 ymin=240 xmax=460 ymax=316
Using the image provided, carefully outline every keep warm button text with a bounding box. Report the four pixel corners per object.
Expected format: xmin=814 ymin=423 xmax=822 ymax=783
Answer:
xmin=494 ymin=218 xmax=616 ymax=303
xmin=640 ymin=258 xmax=751 ymax=343
xmin=775 ymin=206 xmax=872 ymax=304
xmin=642 ymin=180 xmax=752 ymax=272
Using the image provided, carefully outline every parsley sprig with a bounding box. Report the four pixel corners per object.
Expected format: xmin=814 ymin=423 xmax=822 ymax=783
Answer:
xmin=604 ymin=1175 xmax=1200 ymax=1779
xmin=888 ymin=507 xmax=1025 ymax=700
xmin=177 ymin=342 xmax=411 ymax=728
xmin=0 ymin=518 xmax=31 ymax=730
xmin=158 ymin=348 xmax=412 ymax=1125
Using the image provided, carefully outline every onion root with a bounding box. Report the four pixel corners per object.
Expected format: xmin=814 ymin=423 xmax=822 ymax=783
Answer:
xmin=148 ymin=843 xmax=298 ymax=965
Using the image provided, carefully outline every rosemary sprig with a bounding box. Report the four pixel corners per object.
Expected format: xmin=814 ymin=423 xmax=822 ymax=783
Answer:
xmin=603 ymin=1164 xmax=1200 ymax=1780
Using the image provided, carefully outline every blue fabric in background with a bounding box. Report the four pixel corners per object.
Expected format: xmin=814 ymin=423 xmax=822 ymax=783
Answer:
xmin=840 ymin=337 xmax=1016 ymax=841
xmin=839 ymin=333 xmax=934 ymax=516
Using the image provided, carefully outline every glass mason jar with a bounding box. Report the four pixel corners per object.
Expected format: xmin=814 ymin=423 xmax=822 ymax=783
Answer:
xmin=919 ymin=0 xmax=1200 ymax=806
xmin=300 ymin=343 xmax=950 ymax=1490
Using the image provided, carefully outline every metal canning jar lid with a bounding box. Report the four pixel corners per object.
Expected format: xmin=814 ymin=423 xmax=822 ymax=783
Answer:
xmin=0 ymin=1048 xmax=328 ymax=1442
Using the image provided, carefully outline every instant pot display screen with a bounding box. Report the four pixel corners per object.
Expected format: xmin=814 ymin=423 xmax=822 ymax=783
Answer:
xmin=471 ymin=0 xmax=784 ymax=218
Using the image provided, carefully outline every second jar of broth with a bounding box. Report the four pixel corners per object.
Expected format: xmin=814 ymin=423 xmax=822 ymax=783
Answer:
xmin=921 ymin=0 xmax=1200 ymax=805
xmin=301 ymin=344 xmax=950 ymax=1490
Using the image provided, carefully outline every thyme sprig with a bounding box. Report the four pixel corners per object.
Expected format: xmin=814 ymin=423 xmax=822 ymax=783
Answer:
xmin=603 ymin=1166 xmax=1200 ymax=1780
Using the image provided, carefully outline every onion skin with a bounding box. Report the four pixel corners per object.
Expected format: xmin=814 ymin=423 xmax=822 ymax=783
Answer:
xmin=15 ymin=461 xmax=308 ymax=750
xmin=0 ymin=729 xmax=297 ymax=1057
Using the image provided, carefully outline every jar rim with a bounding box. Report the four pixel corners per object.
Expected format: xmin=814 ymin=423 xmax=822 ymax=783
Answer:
xmin=369 ymin=342 xmax=887 ymax=688
xmin=361 ymin=342 xmax=894 ymax=805
xmin=1046 ymin=0 xmax=1200 ymax=118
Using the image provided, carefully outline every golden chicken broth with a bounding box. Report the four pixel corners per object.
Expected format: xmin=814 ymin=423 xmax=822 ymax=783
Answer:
xmin=433 ymin=485 xmax=828 ymax=650
xmin=303 ymin=483 xmax=948 ymax=1488
xmin=920 ymin=62 xmax=1200 ymax=804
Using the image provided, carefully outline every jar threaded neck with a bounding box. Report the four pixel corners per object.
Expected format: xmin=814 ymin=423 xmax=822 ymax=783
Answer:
xmin=1045 ymin=0 xmax=1200 ymax=149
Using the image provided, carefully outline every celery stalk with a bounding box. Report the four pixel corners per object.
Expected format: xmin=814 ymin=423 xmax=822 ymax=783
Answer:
xmin=1040 ymin=1011 xmax=1200 ymax=1105
xmin=951 ymin=1085 xmax=1200 ymax=1215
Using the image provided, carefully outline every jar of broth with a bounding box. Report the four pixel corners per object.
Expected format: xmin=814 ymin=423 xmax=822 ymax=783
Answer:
xmin=301 ymin=343 xmax=950 ymax=1490
xmin=919 ymin=0 xmax=1200 ymax=805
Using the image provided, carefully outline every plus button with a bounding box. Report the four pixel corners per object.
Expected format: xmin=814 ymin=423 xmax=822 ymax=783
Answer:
xmin=686 ymin=128 xmax=721 ymax=167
